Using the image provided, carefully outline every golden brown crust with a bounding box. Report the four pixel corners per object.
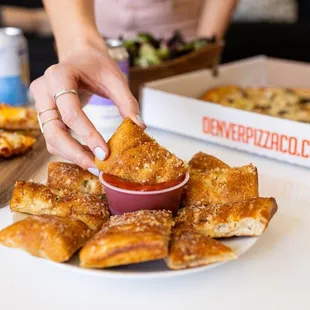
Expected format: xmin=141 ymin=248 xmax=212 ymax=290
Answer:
xmin=0 ymin=103 xmax=39 ymax=130
xmin=95 ymin=118 xmax=187 ymax=184
xmin=10 ymin=181 xmax=110 ymax=231
xmin=0 ymin=130 xmax=36 ymax=158
xmin=0 ymin=215 xmax=92 ymax=262
xmin=184 ymin=164 xmax=259 ymax=207
xmin=294 ymin=88 xmax=310 ymax=98
xmin=3 ymin=129 xmax=41 ymax=138
xmin=188 ymin=152 xmax=229 ymax=171
xmin=176 ymin=197 xmax=277 ymax=237
xmin=80 ymin=210 xmax=174 ymax=268
xmin=166 ymin=227 xmax=236 ymax=270
xmin=200 ymin=85 xmax=244 ymax=103
xmin=47 ymin=162 xmax=105 ymax=194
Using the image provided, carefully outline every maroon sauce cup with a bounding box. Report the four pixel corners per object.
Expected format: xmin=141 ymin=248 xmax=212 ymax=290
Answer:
xmin=99 ymin=172 xmax=190 ymax=215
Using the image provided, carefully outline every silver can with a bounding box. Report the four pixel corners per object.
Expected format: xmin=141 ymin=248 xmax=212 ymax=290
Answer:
xmin=0 ymin=27 xmax=30 ymax=106
xmin=106 ymin=39 xmax=129 ymax=78
xmin=85 ymin=39 xmax=130 ymax=133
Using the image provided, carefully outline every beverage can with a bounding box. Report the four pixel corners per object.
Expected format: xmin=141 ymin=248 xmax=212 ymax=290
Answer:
xmin=0 ymin=27 xmax=30 ymax=106
xmin=84 ymin=39 xmax=129 ymax=132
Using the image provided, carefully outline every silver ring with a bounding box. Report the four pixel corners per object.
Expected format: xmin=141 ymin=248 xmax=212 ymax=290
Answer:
xmin=53 ymin=89 xmax=78 ymax=101
xmin=37 ymin=114 xmax=62 ymax=134
xmin=38 ymin=107 xmax=59 ymax=117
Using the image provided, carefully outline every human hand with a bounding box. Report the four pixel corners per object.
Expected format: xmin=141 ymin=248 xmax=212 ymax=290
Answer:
xmin=30 ymin=39 xmax=145 ymax=176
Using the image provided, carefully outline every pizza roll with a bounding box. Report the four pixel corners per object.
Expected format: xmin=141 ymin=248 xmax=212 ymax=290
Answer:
xmin=166 ymin=227 xmax=236 ymax=270
xmin=10 ymin=181 xmax=109 ymax=231
xmin=95 ymin=118 xmax=187 ymax=184
xmin=184 ymin=164 xmax=259 ymax=206
xmin=80 ymin=210 xmax=174 ymax=268
xmin=176 ymin=197 xmax=277 ymax=238
xmin=0 ymin=103 xmax=39 ymax=130
xmin=47 ymin=162 xmax=105 ymax=194
xmin=0 ymin=130 xmax=36 ymax=158
xmin=188 ymin=152 xmax=229 ymax=171
xmin=0 ymin=215 xmax=92 ymax=262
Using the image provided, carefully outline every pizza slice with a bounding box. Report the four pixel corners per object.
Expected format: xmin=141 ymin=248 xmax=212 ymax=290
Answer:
xmin=0 ymin=130 xmax=36 ymax=158
xmin=0 ymin=103 xmax=39 ymax=130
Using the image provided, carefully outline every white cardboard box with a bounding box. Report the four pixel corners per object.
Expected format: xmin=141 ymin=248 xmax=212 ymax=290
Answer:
xmin=141 ymin=56 xmax=310 ymax=168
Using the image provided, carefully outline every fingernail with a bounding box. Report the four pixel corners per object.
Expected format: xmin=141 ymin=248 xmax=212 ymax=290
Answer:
xmin=87 ymin=167 xmax=99 ymax=176
xmin=94 ymin=147 xmax=106 ymax=161
xmin=136 ymin=114 xmax=146 ymax=127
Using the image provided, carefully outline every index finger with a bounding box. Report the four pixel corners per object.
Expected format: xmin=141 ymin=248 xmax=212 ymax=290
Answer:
xmin=44 ymin=64 xmax=109 ymax=161
xmin=94 ymin=59 xmax=146 ymax=129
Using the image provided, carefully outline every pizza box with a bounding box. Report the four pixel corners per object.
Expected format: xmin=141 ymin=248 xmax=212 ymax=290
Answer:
xmin=140 ymin=56 xmax=310 ymax=168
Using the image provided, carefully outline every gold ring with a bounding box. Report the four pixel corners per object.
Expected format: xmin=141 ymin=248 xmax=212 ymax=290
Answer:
xmin=53 ymin=89 xmax=78 ymax=101
xmin=38 ymin=107 xmax=59 ymax=117
xmin=37 ymin=116 xmax=61 ymax=133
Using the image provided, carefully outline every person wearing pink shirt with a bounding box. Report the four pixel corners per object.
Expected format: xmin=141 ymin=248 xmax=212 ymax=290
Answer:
xmin=30 ymin=0 xmax=237 ymax=175
xmin=94 ymin=0 xmax=236 ymax=41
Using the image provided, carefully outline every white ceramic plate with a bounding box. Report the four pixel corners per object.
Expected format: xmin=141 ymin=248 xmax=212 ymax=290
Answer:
xmin=10 ymin=209 xmax=259 ymax=279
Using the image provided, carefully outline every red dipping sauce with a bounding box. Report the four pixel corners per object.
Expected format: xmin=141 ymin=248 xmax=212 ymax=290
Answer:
xmin=102 ymin=174 xmax=185 ymax=192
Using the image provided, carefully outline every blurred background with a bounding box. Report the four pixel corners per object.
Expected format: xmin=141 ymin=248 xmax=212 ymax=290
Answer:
xmin=223 ymin=0 xmax=310 ymax=64
xmin=1 ymin=0 xmax=310 ymax=82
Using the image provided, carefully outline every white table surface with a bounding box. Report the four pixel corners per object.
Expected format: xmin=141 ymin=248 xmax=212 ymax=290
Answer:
xmin=1 ymin=128 xmax=310 ymax=310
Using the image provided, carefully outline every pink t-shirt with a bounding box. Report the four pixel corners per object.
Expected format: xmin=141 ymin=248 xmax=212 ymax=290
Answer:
xmin=94 ymin=0 xmax=204 ymax=40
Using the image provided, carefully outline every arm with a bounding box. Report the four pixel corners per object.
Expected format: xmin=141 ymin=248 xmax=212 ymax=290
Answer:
xmin=197 ymin=0 xmax=238 ymax=39
xmin=30 ymin=0 xmax=144 ymax=174
xmin=43 ymin=0 xmax=102 ymax=61
xmin=0 ymin=6 xmax=51 ymax=36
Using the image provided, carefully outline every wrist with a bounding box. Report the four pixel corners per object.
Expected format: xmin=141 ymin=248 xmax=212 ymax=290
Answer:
xmin=56 ymin=29 xmax=107 ymax=61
